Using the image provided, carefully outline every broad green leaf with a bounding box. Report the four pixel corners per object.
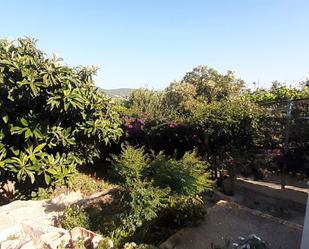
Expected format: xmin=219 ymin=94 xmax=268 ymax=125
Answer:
xmin=2 ymin=115 xmax=8 ymax=123
xmin=33 ymin=128 xmax=43 ymax=139
xmin=34 ymin=143 xmax=46 ymax=153
xmin=10 ymin=147 xmax=20 ymax=156
xmin=28 ymin=171 xmax=35 ymax=184
xmin=44 ymin=173 xmax=51 ymax=185
xmin=10 ymin=126 xmax=26 ymax=135
xmin=25 ymin=129 xmax=33 ymax=139
xmin=47 ymin=168 xmax=57 ymax=175
xmin=20 ymin=118 xmax=28 ymax=126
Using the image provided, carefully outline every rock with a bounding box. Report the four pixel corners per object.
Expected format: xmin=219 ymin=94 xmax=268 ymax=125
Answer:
xmin=0 ymin=214 xmax=15 ymax=231
xmin=0 ymin=239 xmax=21 ymax=249
xmin=40 ymin=230 xmax=64 ymax=241
xmin=50 ymin=191 xmax=83 ymax=209
xmin=45 ymin=231 xmax=71 ymax=249
xmin=19 ymin=241 xmax=36 ymax=249
xmin=0 ymin=224 xmax=24 ymax=242
xmin=0 ymin=191 xmax=113 ymax=249
xmin=0 ymin=191 xmax=85 ymax=228
xmin=21 ymin=221 xmax=67 ymax=248
xmin=40 ymin=227 xmax=109 ymax=249
xmin=39 ymin=230 xmax=68 ymax=249
xmin=70 ymin=227 xmax=98 ymax=240
xmin=0 ymin=200 xmax=56 ymax=226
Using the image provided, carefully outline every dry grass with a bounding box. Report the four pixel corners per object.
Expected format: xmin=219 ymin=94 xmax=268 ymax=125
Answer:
xmin=35 ymin=173 xmax=117 ymax=200
xmin=70 ymin=173 xmax=116 ymax=196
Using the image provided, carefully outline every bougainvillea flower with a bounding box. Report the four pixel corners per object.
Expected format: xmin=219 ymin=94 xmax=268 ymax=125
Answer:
xmin=168 ymin=122 xmax=177 ymax=128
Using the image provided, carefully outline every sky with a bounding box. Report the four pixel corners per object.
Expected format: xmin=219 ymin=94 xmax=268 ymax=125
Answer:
xmin=1 ymin=0 xmax=309 ymax=90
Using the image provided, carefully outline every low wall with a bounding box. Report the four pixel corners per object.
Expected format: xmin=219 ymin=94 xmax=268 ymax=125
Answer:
xmin=234 ymin=178 xmax=308 ymax=213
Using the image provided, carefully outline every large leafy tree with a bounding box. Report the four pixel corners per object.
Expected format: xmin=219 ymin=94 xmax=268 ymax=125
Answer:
xmin=182 ymin=66 xmax=245 ymax=102
xmin=164 ymin=66 xmax=245 ymax=114
xmin=164 ymin=82 xmax=197 ymax=115
xmin=124 ymin=88 xmax=175 ymax=120
xmin=181 ymin=66 xmax=244 ymax=102
xmin=0 ymin=38 xmax=122 ymax=187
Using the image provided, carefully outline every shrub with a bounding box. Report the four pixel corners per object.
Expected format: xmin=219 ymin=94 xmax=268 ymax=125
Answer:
xmin=148 ymin=151 xmax=211 ymax=196
xmin=0 ymin=38 xmax=122 ymax=189
xmin=109 ymin=145 xmax=212 ymax=245
xmin=111 ymin=145 xmax=212 ymax=196
xmin=111 ymin=145 xmax=148 ymax=183
xmin=59 ymin=205 xmax=91 ymax=230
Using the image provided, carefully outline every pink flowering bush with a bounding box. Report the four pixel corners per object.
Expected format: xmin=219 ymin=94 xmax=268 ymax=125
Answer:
xmin=119 ymin=113 xmax=206 ymax=158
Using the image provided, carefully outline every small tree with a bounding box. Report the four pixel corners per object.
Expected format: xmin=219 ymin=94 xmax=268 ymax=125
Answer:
xmin=0 ymin=38 xmax=122 ymax=188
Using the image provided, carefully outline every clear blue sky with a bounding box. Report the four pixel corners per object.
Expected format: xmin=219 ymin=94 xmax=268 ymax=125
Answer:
xmin=1 ymin=0 xmax=308 ymax=89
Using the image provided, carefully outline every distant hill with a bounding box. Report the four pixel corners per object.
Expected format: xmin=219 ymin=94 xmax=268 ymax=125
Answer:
xmin=102 ymin=88 xmax=133 ymax=98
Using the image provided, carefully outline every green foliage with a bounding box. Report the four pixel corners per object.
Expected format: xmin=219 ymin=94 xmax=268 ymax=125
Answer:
xmin=60 ymin=205 xmax=91 ymax=230
xmin=124 ymin=88 xmax=177 ymax=121
xmin=164 ymin=82 xmax=197 ymax=115
xmin=166 ymin=195 xmax=206 ymax=227
xmin=247 ymin=81 xmax=309 ymax=102
xmin=112 ymin=145 xmax=148 ymax=182
xmin=69 ymin=173 xmax=116 ymax=195
xmin=97 ymin=239 xmax=115 ymax=249
xmin=120 ymin=66 xmax=262 ymax=164
xmin=111 ymin=145 xmax=212 ymax=196
xmin=109 ymin=180 xmax=170 ymax=245
xmin=109 ymin=145 xmax=212 ymax=245
xmin=181 ymin=66 xmax=245 ymax=102
xmin=188 ymin=97 xmax=262 ymax=152
xmin=0 ymin=38 xmax=122 ymax=188
xmin=164 ymin=66 xmax=245 ymax=115
xmin=31 ymin=187 xmax=51 ymax=200
xmin=119 ymin=66 xmax=309 ymax=178
xmin=149 ymin=151 xmax=211 ymax=195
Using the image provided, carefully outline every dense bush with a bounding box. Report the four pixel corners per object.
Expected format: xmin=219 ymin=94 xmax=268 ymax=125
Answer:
xmin=246 ymin=83 xmax=309 ymax=176
xmin=0 ymin=38 xmax=122 ymax=189
xmin=122 ymin=74 xmax=309 ymax=178
xmin=246 ymin=81 xmax=309 ymax=102
xmin=59 ymin=145 xmax=212 ymax=246
xmin=120 ymin=67 xmax=261 ymax=163
xmin=187 ymin=98 xmax=261 ymax=150
xmin=121 ymin=96 xmax=262 ymax=169
xmin=109 ymin=145 xmax=212 ymax=245
xmin=121 ymin=117 xmax=204 ymax=157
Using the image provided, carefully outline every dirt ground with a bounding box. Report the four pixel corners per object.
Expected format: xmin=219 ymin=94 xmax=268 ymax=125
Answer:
xmin=160 ymin=200 xmax=303 ymax=249
xmin=160 ymin=177 xmax=308 ymax=249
